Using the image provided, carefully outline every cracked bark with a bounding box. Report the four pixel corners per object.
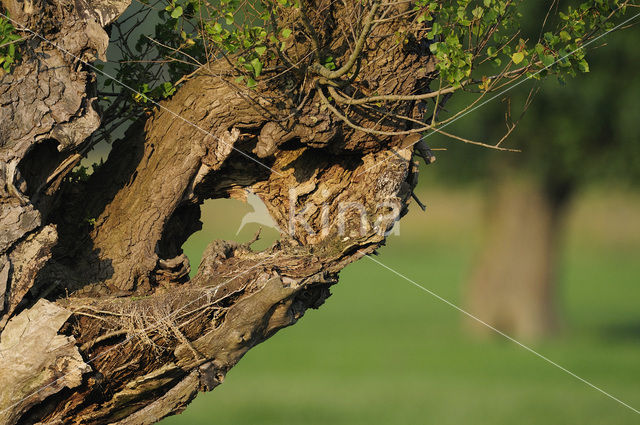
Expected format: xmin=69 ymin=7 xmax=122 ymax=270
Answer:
xmin=0 ymin=1 xmax=436 ymax=423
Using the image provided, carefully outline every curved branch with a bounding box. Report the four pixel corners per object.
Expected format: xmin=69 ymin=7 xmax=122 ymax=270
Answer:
xmin=331 ymin=84 xmax=462 ymax=105
xmin=325 ymin=86 xmax=521 ymax=152
xmin=318 ymin=83 xmax=430 ymax=136
xmin=310 ymin=0 xmax=382 ymax=79
xmin=299 ymin=0 xmax=321 ymax=57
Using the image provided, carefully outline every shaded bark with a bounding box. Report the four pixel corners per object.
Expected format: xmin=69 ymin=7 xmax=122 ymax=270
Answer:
xmin=0 ymin=1 xmax=435 ymax=423
xmin=465 ymin=175 xmax=572 ymax=340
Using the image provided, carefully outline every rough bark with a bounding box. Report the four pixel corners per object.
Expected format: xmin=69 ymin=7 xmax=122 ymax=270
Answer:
xmin=465 ymin=175 xmax=571 ymax=341
xmin=0 ymin=1 xmax=435 ymax=423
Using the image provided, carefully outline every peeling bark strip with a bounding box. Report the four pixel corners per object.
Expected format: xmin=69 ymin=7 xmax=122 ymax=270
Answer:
xmin=0 ymin=300 xmax=90 ymax=425
xmin=0 ymin=1 xmax=435 ymax=423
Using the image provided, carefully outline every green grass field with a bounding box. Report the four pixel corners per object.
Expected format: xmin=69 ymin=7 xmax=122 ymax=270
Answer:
xmin=161 ymin=184 xmax=640 ymax=425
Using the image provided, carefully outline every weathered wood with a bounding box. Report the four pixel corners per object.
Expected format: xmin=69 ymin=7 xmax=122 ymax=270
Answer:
xmin=0 ymin=299 xmax=91 ymax=425
xmin=0 ymin=1 xmax=434 ymax=423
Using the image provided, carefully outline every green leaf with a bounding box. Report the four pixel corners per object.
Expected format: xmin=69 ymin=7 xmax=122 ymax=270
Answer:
xmin=542 ymin=54 xmax=555 ymax=67
xmin=578 ymin=59 xmax=590 ymax=73
xmin=511 ymin=51 xmax=524 ymax=64
xmin=472 ymin=7 xmax=484 ymax=19
xmin=160 ymin=82 xmax=176 ymax=97
xmin=281 ymin=28 xmax=292 ymax=39
xmin=250 ymin=57 xmax=262 ymax=77
xmin=171 ymin=6 xmax=183 ymax=19
xmin=427 ymin=22 xmax=442 ymax=40
xmin=560 ymin=30 xmax=572 ymax=42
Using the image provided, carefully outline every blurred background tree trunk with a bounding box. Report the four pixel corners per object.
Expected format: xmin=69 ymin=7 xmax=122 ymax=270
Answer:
xmin=423 ymin=2 xmax=640 ymax=344
xmin=466 ymin=170 xmax=573 ymax=340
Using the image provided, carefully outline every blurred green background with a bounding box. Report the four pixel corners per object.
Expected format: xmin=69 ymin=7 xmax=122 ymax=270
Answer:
xmin=161 ymin=181 xmax=640 ymax=425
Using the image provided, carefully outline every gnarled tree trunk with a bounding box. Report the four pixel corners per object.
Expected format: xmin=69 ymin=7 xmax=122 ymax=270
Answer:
xmin=0 ymin=1 xmax=434 ymax=423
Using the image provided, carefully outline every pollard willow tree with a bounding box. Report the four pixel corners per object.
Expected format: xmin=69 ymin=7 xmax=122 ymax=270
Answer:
xmin=0 ymin=0 xmax=634 ymax=423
